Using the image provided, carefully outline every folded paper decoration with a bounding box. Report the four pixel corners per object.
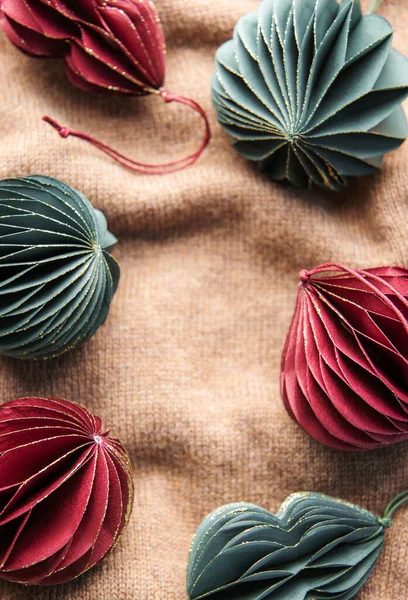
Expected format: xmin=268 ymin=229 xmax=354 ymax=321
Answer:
xmin=187 ymin=491 xmax=408 ymax=600
xmin=212 ymin=0 xmax=408 ymax=190
xmin=281 ymin=263 xmax=408 ymax=451
xmin=0 ymin=0 xmax=210 ymax=174
xmin=0 ymin=175 xmax=119 ymax=359
xmin=0 ymin=397 xmax=133 ymax=585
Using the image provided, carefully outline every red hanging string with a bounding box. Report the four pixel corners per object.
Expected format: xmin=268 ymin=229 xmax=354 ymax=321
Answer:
xmin=43 ymin=89 xmax=211 ymax=175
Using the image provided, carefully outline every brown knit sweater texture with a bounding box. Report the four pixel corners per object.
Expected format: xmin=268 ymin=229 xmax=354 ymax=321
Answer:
xmin=0 ymin=0 xmax=408 ymax=598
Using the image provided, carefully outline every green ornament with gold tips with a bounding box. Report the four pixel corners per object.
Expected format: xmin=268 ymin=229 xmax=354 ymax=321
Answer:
xmin=187 ymin=490 xmax=408 ymax=599
xmin=211 ymin=0 xmax=408 ymax=190
xmin=0 ymin=175 xmax=119 ymax=359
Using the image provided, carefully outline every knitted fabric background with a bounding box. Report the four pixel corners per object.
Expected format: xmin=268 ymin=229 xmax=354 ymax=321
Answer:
xmin=0 ymin=0 xmax=407 ymax=598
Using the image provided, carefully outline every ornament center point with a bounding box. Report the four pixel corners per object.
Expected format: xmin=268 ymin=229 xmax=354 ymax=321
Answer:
xmin=299 ymin=269 xmax=310 ymax=283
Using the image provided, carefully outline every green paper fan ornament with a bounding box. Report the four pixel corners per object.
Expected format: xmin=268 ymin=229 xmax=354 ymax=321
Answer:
xmin=212 ymin=0 xmax=408 ymax=190
xmin=0 ymin=175 xmax=119 ymax=359
xmin=187 ymin=490 xmax=408 ymax=600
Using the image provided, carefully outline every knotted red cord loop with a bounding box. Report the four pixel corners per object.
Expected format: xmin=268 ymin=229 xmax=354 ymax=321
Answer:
xmin=43 ymin=119 xmax=70 ymax=139
xmin=43 ymin=89 xmax=211 ymax=175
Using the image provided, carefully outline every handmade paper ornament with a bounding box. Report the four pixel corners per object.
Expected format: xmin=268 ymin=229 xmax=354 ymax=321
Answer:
xmin=281 ymin=263 xmax=408 ymax=451
xmin=212 ymin=0 xmax=408 ymax=190
xmin=0 ymin=175 xmax=119 ymax=360
xmin=187 ymin=490 xmax=408 ymax=600
xmin=0 ymin=397 xmax=133 ymax=585
xmin=0 ymin=0 xmax=210 ymax=174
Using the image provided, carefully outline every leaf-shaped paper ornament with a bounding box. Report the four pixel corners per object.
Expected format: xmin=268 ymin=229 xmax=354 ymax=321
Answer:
xmin=187 ymin=490 xmax=408 ymax=600
xmin=281 ymin=263 xmax=408 ymax=451
xmin=0 ymin=175 xmax=119 ymax=359
xmin=212 ymin=0 xmax=408 ymax=190
xmin=0 ymin=0 xmax=210 ymax=174
xmin=0 ymin=397 xmax=133 ymax=585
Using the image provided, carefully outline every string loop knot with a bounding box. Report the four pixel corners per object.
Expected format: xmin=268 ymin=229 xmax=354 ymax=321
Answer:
xmin=378 ymin=516 xmax=392 ymax=529
xmin=159 ymin=88 xmax=174 ymax=103
xmin=42 ymin=116 xmax=70 ymax=138
xmin=58 ymin=127 xmax=70 ymax=139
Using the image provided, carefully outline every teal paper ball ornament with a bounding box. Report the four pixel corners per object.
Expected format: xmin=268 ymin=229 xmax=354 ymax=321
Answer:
xmin=0 ymin=176 xmax=119 ymax=359
xmin=212 ymin=0 xmax=408 ymax=190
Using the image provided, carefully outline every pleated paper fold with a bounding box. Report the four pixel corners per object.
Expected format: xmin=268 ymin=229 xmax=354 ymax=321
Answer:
xmin=212 ymin=0 xmax=408 ymax=190
xmin=281 ymin=264 xmax=408 ymax=450
xmin=0 ymin=397 xmax=133 ymax=585
xmin=0 ymin=176 xmax=119 ymax=359
xmin=187 ymin=493 xmax=385 ymax=600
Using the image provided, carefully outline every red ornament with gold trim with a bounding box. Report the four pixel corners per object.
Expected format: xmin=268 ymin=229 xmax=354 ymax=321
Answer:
xmin=281 ymin=263 xmax=408 ymax=451
xmin=0 ymin=0 xmax=210 ymax=173
xmin=0 ymin=397 xmax=133 ymax=585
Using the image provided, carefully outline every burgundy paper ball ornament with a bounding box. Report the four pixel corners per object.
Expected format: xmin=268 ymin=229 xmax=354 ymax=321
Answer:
xmin=0 ymin=397 xmax=134 ymax=585
xmin=281 ymin=263 xmax=408 ymax=451
xmin=0 ymin=0 xmax=210 ymax=174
